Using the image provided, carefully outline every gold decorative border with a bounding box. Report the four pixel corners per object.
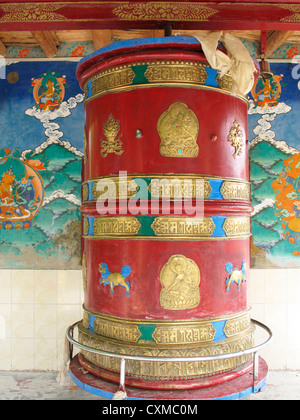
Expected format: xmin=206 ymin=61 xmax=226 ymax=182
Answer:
xmin=83 ymin=60 xmax=241 ymax=105
xmin=82 ymin=216 xmax=251 ymax=240
xmin=82 ymin=215 xmax=251 ymax=240
xmin=78 ymin=323 xmax=255 ymax=379
xmin=84 ymin=80 xmax=248 ymax=106
xmin=82 ymin=307 xmax=252 ymax=344
xmin=82 ymin=174 xmax=251 ymax=202
xmin=0 ymin=3 xmax=67 ymax=22
xmin=112 ymin=3 xmax=219 ymax=22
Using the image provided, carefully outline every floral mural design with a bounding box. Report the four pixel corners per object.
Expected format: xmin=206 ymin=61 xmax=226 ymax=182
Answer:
xmin=272 ymin=154 xmax=300 ymax=257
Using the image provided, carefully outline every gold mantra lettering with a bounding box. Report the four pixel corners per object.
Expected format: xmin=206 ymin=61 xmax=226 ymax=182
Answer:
xmin=89 ymin=66 xmax=135 ymax=98
xmin=216 ymin=73 xmax=233 ymax=91
xmin=224 ymin=315 xmax=251 ymax=338
xmin=89 ymin=217 xmax=141 ymax=236
xmin=145 ymin=62 xmax=208 ymax=84
xmin=83 ymin=312 xmax=141 ymax=343
xmin=97 ymin=321 xmax=141 ymax=343
xmin=92 ymin=178 xmax=138 ymax=200
xmin=152 ymin=217 xmax=215 ymax=237
xmin=221 ymin=181 xmax=251 ymax=201
xmin=223 ymin=217 xmax=251 ymax=237
xmin=83 ymin=310 xmax=252 ymax=345
xmin=152 ymin=324 xmax=215 ymax=344
xmin=149 ymin=178 xmax=212 ymax=199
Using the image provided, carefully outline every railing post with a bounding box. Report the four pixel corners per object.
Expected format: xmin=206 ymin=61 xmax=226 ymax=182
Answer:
xmin=112 ymin=358 xmax=127 ymax=400
xmin=253 ymin=352 xmax=259 ymax=388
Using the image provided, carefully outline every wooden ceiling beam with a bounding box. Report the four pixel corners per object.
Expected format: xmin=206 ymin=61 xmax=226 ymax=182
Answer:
xmin=91 ymin=30 xmax=112 ymax=51
xmin=31 ymin=31 xmax=58 ymax=58
xmin=264 ymin=30 xmax=294 ymax=58
xmin=0 ymin=40 xmax=6 ymax=57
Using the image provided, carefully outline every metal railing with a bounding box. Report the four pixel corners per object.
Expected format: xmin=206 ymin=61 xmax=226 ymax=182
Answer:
xmin=66 ymin=319 xmax=272 ymax=399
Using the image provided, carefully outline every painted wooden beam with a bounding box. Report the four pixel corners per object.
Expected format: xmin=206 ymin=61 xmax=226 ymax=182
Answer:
xmin=0 ymin=40 xmax=6 ymax=57
xmin=31 ymin=31 xmax=58 ymax=57
xmin=1 ymin=2 xmax=300 ymax=32
xmin=265 ymin=30 xmax=294 ymax=57
xmin=91 ymin=30 xmax=112 ymax=50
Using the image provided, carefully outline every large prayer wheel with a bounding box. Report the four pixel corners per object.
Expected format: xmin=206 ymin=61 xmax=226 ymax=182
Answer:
xmin=75 ymin=36 xmax=255 ymax=391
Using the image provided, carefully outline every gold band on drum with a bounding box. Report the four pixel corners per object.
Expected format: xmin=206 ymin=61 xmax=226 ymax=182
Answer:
xmin=77 ymin=321 xmax=255 ymax=380
xmin=82 ymin=215 xmax=251 ymax=240
xmin=83 ymin=60 xmax=248 ymax=104
xmin=82 ymin=308 xmax=252 ymax=345
xmin=82 ymin=174 xmax=251 ymax=202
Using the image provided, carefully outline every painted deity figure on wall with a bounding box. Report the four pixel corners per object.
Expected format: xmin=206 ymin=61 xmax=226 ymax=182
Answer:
xmin=30 ymin=70 xmax=67 ymax=112
xmin=0 ymin=150 xmax=44 ymax=230
xmin=250 ymin=74 xmax=282 ymax=108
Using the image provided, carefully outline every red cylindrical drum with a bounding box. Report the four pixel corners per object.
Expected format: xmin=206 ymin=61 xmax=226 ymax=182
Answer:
xmin=76 ymin=37 xmax=254 ymax=390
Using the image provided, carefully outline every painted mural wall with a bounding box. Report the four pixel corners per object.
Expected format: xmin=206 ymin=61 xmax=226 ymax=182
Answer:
xmin=249 ymin=61 xmax=300 ymax=268
xmin=1 ymin=58 xmax=300 ymax=269
xmin=0 ymin=61 xmax=84 ymax=268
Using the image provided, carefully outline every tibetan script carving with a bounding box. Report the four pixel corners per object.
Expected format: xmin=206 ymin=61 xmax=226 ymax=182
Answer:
xmin=92 ymin=217 xmax=141 ymax=237
xmin=145 ymin=62 xmax=208 ymax=84
xmin=216 ymin=73 xmax=233 ymax=91
xmin=90 ymin=66 xmax=135 ymax=97
xmin=224 ymin=314 xmax=251 ymax=338
xmin=152 ymin=324 xmax=215 ymax=345
xmin=220 ymin=181 xmax=251 ymax=201
xmin=149 ymin=177 xmax=212 ymax=199
xmin=151 ymin=217 xmax=215 ymax=237
xmin=223 ymin=217 xmax=251 ymax=237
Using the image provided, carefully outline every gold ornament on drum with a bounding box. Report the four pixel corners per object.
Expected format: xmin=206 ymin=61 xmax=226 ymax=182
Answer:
xmin=100 ymin=114 xmax=124 ymax=158
xmin=157 ymin=102 xmax=199 ymax=158
xmin=160 ymin=254 xmax=200 ymax=310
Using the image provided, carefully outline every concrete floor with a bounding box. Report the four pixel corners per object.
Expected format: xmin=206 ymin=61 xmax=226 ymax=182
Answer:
xmin=0 ymin=370 xmax=299 ymax=400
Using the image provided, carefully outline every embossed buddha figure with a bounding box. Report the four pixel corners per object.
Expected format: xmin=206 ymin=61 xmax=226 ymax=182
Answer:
xmin=157 ymin=102 xmax=199 ymax=158
xmin=160 ymin=255 xmax=200 ymax=310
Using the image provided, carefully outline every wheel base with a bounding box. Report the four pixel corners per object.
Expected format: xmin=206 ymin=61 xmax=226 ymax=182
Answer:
xmin=69 ymin=354 xmax=268 ymax=400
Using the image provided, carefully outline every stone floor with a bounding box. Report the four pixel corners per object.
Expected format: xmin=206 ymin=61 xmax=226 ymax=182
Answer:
xmin=0 ymin=370 xmax=299 ymax=400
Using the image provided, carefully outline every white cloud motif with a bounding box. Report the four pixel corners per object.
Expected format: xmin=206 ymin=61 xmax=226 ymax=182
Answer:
xmin=248 ymin=100 xmax=291 ymax=116
xmin=24 ymin=93 xmax=84 ymax=155
xmin=248 ymin=99 xmax=292 ymax=144
xmin=253 ymin=114 xmax=276 ymax=140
